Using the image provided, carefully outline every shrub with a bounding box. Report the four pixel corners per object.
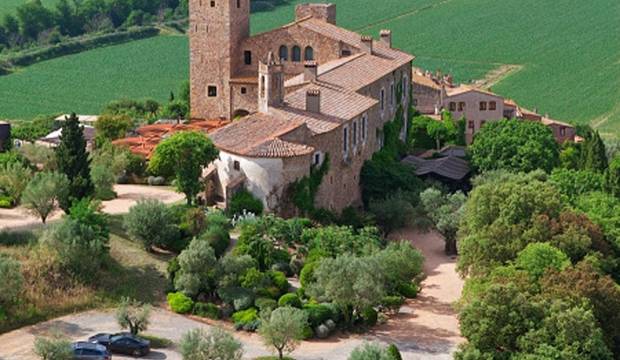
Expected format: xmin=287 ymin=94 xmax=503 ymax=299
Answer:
xmin=124 ymin=199 xmax=179 ymax=250
xmin=228 ymin=189 xmax=263 ymax=216
xmin=348 ymin=342 xmax=393 ymax=360
xmin=369 ymin=194 xmax=414 ymax=236
xmin=0 ymin=195 xmax=12 ymax=208
xmin=380 ymin=296 xmax=404 ymax=315
xmin=174 ymin=238 xmax=218 ymax=298
xmin=0 ymin=255 xmax=23 ymax=307
xmin=181 ymin=207 xmax=206 ymax=237
xmin=268 ymin=270 xmax=290 ymax=294
xmin=361 ymin=307 xmax=378 ymax=326
xmin=299 ymin=262 xmax=318 ymax=288
xmin=387 ymin=344 xmax=403 ymax=360
xmin=397 ymin=283 xmax=419 ymax=299
xmin=278 ymin=293 xmax=302 ymax=308
xmin=198 ymin=225 xmax=230 ymax=258
xmin=303 ymin=303 xmax=333 ymax=327
xmin=315 ymin=324 xmax=330 ymax=339
xmin=167 ymin=292 xmax=194 ymax=314
xmin=33 ymin=335 xmax=72 ymax=360
xmin=232 ymin=308 xmax=260 ymax=331
xmin=255 ymin=298 xmax=278 ymax=314
xmin=234 ymin=293 xmax=255 ymax=312
xmin=193 ymin=302 xmax=220 ymax=319
xmin=206 ymin=209 xmax=231 ymax=229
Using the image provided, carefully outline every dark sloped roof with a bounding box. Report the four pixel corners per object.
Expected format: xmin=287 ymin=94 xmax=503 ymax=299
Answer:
xmin=402 ymin=155 xmax=471 ymax=181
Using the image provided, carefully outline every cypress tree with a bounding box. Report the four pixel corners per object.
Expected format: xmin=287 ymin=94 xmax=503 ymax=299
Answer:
xmin=583 ymin=130 xmax=608 ymax=172
xmin=56 ymin=112 xmax=94 ymax=211
xmin=606 ymin=156 xmax=620 ymax=197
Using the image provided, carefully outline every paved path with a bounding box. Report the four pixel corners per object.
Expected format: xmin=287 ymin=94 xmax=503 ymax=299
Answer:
xmin=0 ymin=229 xmax=463 ymax=359
xmin=0 ymin=185 xmax=184 ymax=230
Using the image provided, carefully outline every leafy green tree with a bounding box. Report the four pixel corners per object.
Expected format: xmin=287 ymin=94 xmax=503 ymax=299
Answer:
xmin=458 ymin=283 xmax=544 ymax=357
xmin=516 ymin=302 xmax=613 ymax=360
xmin=19 ymin=143 xmax=57 ymax=171
xmin=514 ymin=243 xmax=570 ymax=280
xmin=368 ymin=192 xmax=414 ymax=236
xmin=580 ymin=129 xmax=608 ymax=172
xmin=54 ymin=0 xmax=83 ymax=36
xmin=55 ymin=113 xmax=94 ymax=211
xmin=124 ymin=199 xmax=178 ymax=250
xmin=116 ymin=297 xmax=151 ymax=335
xmin=559 ymin=143 xmax=580 ymax=169
xmin=33 ymin=335 xmax=73 ymax=360
xmin=2 ymin=14 xmax=19 ymax=35
xmin=420 ymin=188 xmax=466 ymax=255
xmin=426 ymin=119 xmax=456 ymax=150
xmin=469 ymin=120 xmax=559 ymax=173
xmin=549 ymin=168 xmax=604 ymax=203
xmin=21 ymin=172 xmax=70 ymax=223
xmin=348 ymin=342 xmax=393 ymax=360
xmin=174 ymin=238 xmax=218 ymax=298
xmin=0 ymin=161 xmax=32 ymax=205
xmin=372 ymin=241 xmax=424 ymax=294
xmin=605 ymin=156 xmax=620 ymax=197
xmin=94 ymin=114 xmax=133 ymax=142
xmin=308 ymin=255 xmax=385 ymax=326
xmin=164 ymin=100 xmax=189 ymax=122
xmin=0 ymin=255 xmax=23 ymax=308
xmin=360 ymin=155 xmax=424 ymax=205
xmin=15 ymin=0 xmax=54 ymax=40
xmin=575 ymin=192 xmax=620 ymax=247
xmin=148 ymin=131 xmax=218 ymax=205
xmin=258 ymin=306 xmax=309 ymax=360
xmin=179 ymin=328 xmax=243 ymax=360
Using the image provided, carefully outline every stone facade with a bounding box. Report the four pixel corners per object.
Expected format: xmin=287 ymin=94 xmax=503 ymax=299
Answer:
xmin=196 ymin=2 xmax=414 ymax=213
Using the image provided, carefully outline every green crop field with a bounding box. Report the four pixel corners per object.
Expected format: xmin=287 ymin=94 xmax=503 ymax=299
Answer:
xmin=0 ymin=0 xmax=58 ymax=15
xmin=1 ymin=0 xmax=618 ymax=136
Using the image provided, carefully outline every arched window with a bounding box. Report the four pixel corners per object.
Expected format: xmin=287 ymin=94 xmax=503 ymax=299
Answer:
xmin=304 ymin=46 xmax=314 ymax=61
xmin=279 ymin=45 xmax=288 ymax=61
xmin=292 ymin=46 xmax=301 ymax=62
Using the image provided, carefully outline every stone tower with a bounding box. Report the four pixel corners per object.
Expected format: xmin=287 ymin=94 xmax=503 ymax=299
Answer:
xmin=258 ymin=52 xmax=284 ymax=113
xmin=189 ymin=0 xmax=250 ymax=120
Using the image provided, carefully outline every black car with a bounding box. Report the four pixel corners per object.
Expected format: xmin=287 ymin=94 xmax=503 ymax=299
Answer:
xmin=72 ymin=342 xmax=112 ymax=360
xmin=88 ymin=333 xmax=150 ymax=357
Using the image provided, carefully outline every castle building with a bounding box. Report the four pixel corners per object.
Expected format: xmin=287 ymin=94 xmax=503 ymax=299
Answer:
xmin=190 ymin=1 xmax=414 ymax=214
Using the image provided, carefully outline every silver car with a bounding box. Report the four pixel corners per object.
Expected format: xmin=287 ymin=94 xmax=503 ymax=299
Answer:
xmin=72 ymin=342 xmax=112 ymax=360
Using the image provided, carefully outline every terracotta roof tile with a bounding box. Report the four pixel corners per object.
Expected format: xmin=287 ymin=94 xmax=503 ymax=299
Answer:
xmin=247 ymin=138 xmax=314 ymax=157
xmin=412 ymin=72 xmax=441 ymax=90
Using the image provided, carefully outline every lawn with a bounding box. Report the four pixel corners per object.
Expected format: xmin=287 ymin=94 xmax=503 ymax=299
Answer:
xmin=1 ymin=0 xmax=618 ymax=136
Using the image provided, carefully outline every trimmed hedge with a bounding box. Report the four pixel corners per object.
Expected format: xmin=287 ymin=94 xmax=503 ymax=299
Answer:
xmin=303 ymin=303 xmax=333 ymax=327
xmin=278 ymin=293 xmax=302 ymax=308
xmin=231 ymin=308 xmax=260 ymax=331
xmin=0 ymin=27 xmax=160 ymax=74
xmin=167 ymin=292 xmax=194 ymax=314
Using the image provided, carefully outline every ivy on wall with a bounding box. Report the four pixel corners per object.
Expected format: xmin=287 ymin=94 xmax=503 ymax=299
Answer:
xmin=291 ymin=154 xmax=330 ymax=215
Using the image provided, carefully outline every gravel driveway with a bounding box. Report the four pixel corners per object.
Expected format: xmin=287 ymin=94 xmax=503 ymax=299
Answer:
xmin=0 ymin=229 xmax=462 ymax=360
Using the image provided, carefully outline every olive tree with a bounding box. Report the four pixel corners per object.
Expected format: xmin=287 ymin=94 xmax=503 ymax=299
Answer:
xmin=33 ymin=335 xmax=73 ymax=360
xmin=174 ymin=238 xmax=218 ymax=298
xmin=348 ymin=342 xmax=393 ymax=360
xmin=21 ymin=172 xmax=70 ymax=223
xmin=179 ymin=327 xmax=243 ymax=360
xmin=116 ymin=297 xmax=151 ymax=335
xmin=0 ymin=161 xmax=32 ymax=205
xmin=258 ymin=306 xmax=308 ymax=359
xmin=0 ymin=255 xmax=23 ymax=307
xmin=124 ymin=199 xmax=179 ymax=250
xmin=420 ymin=188 xmax=466 ymax=255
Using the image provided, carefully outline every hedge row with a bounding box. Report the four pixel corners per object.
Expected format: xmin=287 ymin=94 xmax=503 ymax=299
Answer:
xmin=0 ymin=26 xmax=160 ymax=74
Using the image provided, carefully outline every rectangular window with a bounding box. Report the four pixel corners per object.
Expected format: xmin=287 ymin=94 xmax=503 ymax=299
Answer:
xmin=449 ymin=102 xmax=456 ymax=111
xmin=380 ymin=89 xmax=385 ymax=111
xmin=233 ymin=161 xmax=240 ymax=170
xmin=313 ymin=152 xmax=321 ymax=166
xmin=362 ymin=118 xmax=366 ymax=141
xmin=343 ymin=127 xmax=349 ymax=154
xmin=208 ymin=86 xmax=217 ymax=97
xmin=560 ymin=127 xmax=566 ymax=136
xmin=390 ymin=83 xmax=395 ymax=107
xmin=352 ymin=121 xmax=358 ymax=146
xmin=241 ymin=87 xmax=247 ymax=94
xmin=458 ymin=102 xmax=466 ymax=111
xmin=210 ymin=1 xmax=215 ymax=7
xmin=237 ymin=0 xmax=240 ymax=8
xmin=489 ymin=101 xmax=497 ymax=110
xmin=402 ymin=76 xmax=408 ymax=100
xmin=341 ymin=49 xmax=351 ymax=57
xmin=480 ymin=101 xmax=487 ymax=111
xmin=468 ymin=120 xmax=474 ymax=129
xmin=244 ymin=51 xmax=252 ymax=65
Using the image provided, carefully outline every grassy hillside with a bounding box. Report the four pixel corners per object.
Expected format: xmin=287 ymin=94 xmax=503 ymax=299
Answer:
xmin=0 ymin=35 xmax=188 ymax=119
xmin=1 ymin=0 xmax=618 ymax=136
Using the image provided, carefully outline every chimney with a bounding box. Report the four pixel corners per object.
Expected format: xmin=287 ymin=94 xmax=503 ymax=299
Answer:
xmin=306 ymin=89 xmax=321 ymax=113
xmin=360 ymin=35 xmax=373 ymax=54
xmin=295 ymin=3 xmax=337 ymax=24
xmin=304 ymin=61 xmax=318 ymax=81
xmin=379 ymin=29 xmax=392 ymax=48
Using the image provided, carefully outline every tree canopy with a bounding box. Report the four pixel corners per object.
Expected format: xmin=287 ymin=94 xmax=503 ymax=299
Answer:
xmin=469 ymin=120 xmax=559 ymax=173
xmin=148 ymin=131 xmax=218 ymax=205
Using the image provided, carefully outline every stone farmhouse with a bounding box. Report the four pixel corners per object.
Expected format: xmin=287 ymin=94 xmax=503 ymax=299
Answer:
xmin=190 ymin=1 xmax=413 ymax=214
xmin=412 ymin=69 xmax=577 ymax=144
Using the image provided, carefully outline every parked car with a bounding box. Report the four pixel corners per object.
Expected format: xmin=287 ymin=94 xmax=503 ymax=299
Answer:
xmin=72 ymin=342 xmax=111 ymax=360
xmin=88 ymin=333 xmax=150 ymax=357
